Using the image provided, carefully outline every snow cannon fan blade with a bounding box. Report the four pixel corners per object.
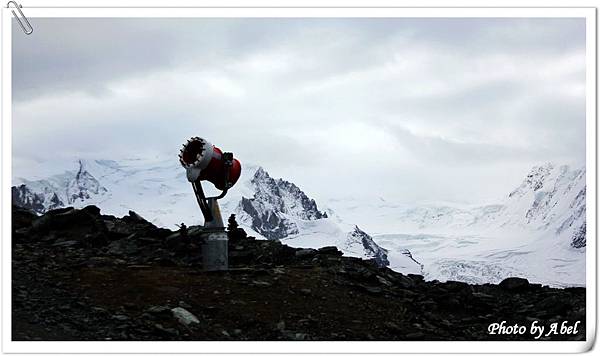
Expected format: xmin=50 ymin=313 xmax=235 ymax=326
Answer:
xmin=178 ymin=137 xmax=242 ymax=191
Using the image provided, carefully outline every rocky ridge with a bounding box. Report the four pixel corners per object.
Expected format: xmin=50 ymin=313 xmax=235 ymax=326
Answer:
xmin=12 ymin=205 xmax=585 ymax=341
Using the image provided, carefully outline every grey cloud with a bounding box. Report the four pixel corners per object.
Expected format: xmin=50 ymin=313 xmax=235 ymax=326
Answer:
xmin=11 ymin=17 xmax=586 ymax=205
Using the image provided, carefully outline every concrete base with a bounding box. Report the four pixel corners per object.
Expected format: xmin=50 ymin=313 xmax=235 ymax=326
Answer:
xmin=201 ymin=229 xmax=228 ymax=271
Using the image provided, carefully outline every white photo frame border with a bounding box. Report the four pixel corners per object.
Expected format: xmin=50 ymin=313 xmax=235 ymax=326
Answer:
xmin=1 ymin=5 xmax=596 ymax=354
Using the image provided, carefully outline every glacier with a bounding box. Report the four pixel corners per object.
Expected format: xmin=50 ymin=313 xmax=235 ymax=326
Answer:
xmin=326 ymin=163 xmax=586 ymax=287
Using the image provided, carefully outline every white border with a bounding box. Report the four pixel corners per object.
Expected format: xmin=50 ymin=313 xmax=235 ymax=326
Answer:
xmin=1 ymin=5 xmax=596 ymax=354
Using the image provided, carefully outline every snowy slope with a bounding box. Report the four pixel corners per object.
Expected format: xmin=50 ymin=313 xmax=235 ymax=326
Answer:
xmin=374 ymin=230 xmax=585 ymax=287
xmin=327 ymin=164 xmax=586 ymax=248
xmin=497 ymin=163 xmax=586 ymax=249
xmin=369 ymin=163 xmax=586 ymax=287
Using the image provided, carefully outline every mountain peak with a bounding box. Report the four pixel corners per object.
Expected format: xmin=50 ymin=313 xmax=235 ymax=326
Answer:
xmin=252 ymin=166 xmax=270 ymax=180
xmin=239 ymin=166 xmax=327 ymax=239
xmin=254 ymin=166 xmax=267 ymax=174
xmin=66 ymin=161 xmax=107 ymax=204
xmin=353 ymin=225 xmax=366 ymax=235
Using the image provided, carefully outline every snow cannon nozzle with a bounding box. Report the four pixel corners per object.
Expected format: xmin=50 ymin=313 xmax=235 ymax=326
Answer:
xmin=178 ymin=137 xmax=242 ymax=191
xmin=179 ymin=137 xmax=206 ymax=167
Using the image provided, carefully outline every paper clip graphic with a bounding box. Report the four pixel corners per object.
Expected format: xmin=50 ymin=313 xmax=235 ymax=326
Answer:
xmin=7 ymin=1 xmax=33 ymax=35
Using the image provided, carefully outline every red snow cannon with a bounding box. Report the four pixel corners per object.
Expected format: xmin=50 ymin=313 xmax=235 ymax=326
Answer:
xmin=178 ymin=137 xmax=242 ymax=191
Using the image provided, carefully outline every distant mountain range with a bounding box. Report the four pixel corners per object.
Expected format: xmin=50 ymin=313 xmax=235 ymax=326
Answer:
xmin=361 ymin=163 xmax=585 ymax=287
xmin=12 ymin=159 xmax=586 ymax=286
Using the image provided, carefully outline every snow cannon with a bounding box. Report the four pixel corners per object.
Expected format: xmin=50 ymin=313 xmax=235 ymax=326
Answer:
xmin=178 ymin=137 xmax=241 ymax=271
xmin=179 ymin=137 xmax=241 ymax=191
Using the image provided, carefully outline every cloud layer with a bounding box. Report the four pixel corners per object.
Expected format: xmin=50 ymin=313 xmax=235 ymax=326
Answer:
xmin=12 ymin=17 xmax=586 ymax=204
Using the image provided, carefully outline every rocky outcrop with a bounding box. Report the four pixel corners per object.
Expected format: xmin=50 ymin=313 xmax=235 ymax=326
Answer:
xmin=571 ymin=222 xmax=586 ymax=248
xmin=346 ymin=226 xmax=389 ymax=267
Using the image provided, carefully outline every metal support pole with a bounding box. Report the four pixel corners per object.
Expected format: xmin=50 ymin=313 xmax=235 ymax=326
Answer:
xmin=201 ymin=198 xmax=228 ymax=271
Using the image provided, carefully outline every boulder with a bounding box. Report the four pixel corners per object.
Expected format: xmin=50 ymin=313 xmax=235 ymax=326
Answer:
xmin=295 ymin=248 xmax=317 ymax=258
xmin=171 ymin=307 xmax=200 ymax=326
xmin=318 ymin=246 xmax=343 ymax=256
xmin=81 ymin=205 xmax=101 ymax=216
xmin=499 ymin=277 xmax=529 ymax=291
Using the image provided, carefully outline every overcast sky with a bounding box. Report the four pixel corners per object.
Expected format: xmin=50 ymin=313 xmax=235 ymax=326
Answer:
xmin=12 ymin=17 xmax=586 ymax=204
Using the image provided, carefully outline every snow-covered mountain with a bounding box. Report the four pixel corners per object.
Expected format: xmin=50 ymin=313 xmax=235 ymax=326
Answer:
xmin=11 ymin=158 xmax=399 ymax=269
xmin=366 ymin=163 xmax=586 ymax=287
xmin=327 ymin=163 xmax=586 ymax=249
xmin=229 ymin=166 xmax=391 ymax=267
xmin=237 ymin=167 xmax=327 ymax=240
xmin=502 ymin=163 xmax=586 ymax=249
xmin=11 ymin=159 xmax=586 ymax=285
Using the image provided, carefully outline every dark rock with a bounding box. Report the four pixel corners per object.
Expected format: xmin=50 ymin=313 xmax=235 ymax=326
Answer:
xmin=384 ymin=321 xmax=402 ymax=332
xmin=252 ymin=281 xmax=272 ymax=287
xmin=299 ymin=288 xmax=312 ymax=295
xmin=359 ymin=285 xmax=383 ymax=295
xmin=395 ymin=275 xmax=416 ymax=289
xmin=82 ymin=205 xmax=101 ymax=216
xmin=112 ymin=314 xmax=130 ymax=321
xmin=405 ymin=332 xmax=425 ymax=339
xmin=87 ymin=232 xmax=110 ymax=248
xmin=229 ymin=250 xmax=254 ymax=265
xmin=536 ymin=295 xmax=571 ymax=315
xmin=165 ymin=233 xmax=183 ymax=248
xmin=12 ymin=205 xmax=37 ymax=230
xmin=171 ymin=307 xmax=200 ymax=326
xmin=124 ymin=210 xmax=150 ymax=224
xmin=107 ymin=239 xmax=139 ymax=255
xmin=178 ymin=301 xmax=192 ymax=309
xmin=472 ymin=292 xmax=495 ymax=302
xmin=318 ymin=246 xmax=343 ymax=256
xmin=154 ymin=323 xmax=179 ymax=336
xmin=156 ymin=257 xmax=176 ymax=267
xmin=295 ymin=248 xmax=317 ymax=258
xmin=52 ymin=240 xmax=79 ymax=247
xmin=147 ymin=306 xmax=171 ymax=315
xmin=499 ymin=277 xmax=529 ymax=291
xmin=443 ymin=280 xmax=471 ymax=292
xmin=290 ymin=332 xmax=309 ymax=340
xmin=31 ymin=207 xmax=108 ymax=244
